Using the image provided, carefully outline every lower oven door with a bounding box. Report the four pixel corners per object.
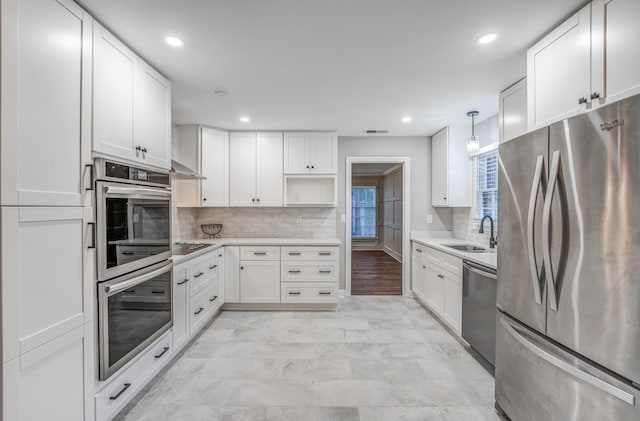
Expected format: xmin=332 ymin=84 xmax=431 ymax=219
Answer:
xmin=99 ymin=260 xmax=173 ymax=380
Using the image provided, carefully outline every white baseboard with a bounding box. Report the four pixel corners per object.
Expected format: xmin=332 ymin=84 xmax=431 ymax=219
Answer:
xmin=339 ymin=289 xmax=348 ymax=297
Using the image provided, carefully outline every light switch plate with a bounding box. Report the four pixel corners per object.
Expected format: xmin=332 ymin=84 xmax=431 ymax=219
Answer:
xmin=427 ymin=214 xmax=433 ymax=224
xmin=340 ymin=214 xmax=346 ymax=223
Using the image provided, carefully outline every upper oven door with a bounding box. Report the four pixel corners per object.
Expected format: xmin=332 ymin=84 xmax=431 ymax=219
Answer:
xmin=97 ymin=181 xmax=172 ymax=281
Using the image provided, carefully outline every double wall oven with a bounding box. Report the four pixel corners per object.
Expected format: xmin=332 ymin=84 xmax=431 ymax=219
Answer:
xmin=95 ymin=159 xmax=173 ymax=380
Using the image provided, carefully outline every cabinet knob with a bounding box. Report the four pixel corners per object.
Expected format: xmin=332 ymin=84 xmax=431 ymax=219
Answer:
xmin=256 ymin=198 xmax=260 ymax=202
xmin=252 ymin=198 xmax=255 ymax=202
xmin=135 ymin=145 xmax=142 ymax=151
xmin=423 ymin=265 xmax=426 ymax=269
xmin=306 ymin=165 xmax=310 ymax=169
xmin=240 ymin=266 xmax=244 ymax=270
xmin=203 ymin=198 xmax=207 ymax=202
xmin=443 ymin=197 xmax=447 ymax=201
xmin=578 ymin=97 xmax=588 ymax=105
xmin=311 ymin=165 xmax=315 ymax=169
xmin=591 ymin=92 xmax=600 ymax=100
xmin=141 ymin=147 xmax=147 ymax=153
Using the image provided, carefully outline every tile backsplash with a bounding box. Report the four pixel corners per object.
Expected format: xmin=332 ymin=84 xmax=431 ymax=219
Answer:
xmin=452 ymin=207 xmax=497 ymax=247
xmin=174 ymin=207 xmax=337 ymax=241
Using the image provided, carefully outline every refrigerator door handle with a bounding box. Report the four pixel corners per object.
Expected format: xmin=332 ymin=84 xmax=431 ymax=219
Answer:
xmin=542 ymin=150 xmax=561 ymax=311
xmin=500 ymin=317 xmax=636 ymax=406
xmin=527 ymin=155 xmax=546 ymax=305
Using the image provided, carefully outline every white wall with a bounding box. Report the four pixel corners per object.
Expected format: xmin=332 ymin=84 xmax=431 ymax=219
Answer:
xmin=337 ymin=136 xmax=453 ymax=289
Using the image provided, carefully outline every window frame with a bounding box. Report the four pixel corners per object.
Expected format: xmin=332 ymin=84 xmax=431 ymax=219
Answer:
xmin=472 ymin=144 xmax=499 ymax=225
xmin=351 ymin=185 xmax=378 ymax=239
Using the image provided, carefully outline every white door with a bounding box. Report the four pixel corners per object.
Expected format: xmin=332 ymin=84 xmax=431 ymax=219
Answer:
xmin=431 ymin=128 xmax=449 ymax=207
xmin=256 ymin=132 xmax=283 ymax=207
xmin=426 ymin=264 xmax=445 ymax=314
xmin=527 ymin=5 xmax=591 ymax=129
xmin=499 ymin=79 xmax=528 ymax=143
xmin=309 ymin=133 xmax=337 ymax=174
xmin=3 ymin=324 xmax=93 ymax=421
xmin=93 ymin=22 xmax=138 ymax=161
xmin=2 ymin=207 xmax=94 ymax=363
xmin=172 ymin=264 xmax=190 ymax=351
xmin=240 ymin=261 xmax=281 ymax=303
xmin=604 ymin=0 xmax=640 ymax=103
xmin=135 ymin=61 xmax=171 ymax=169
xmin=201 ymin=128 xmax=229 ymax=206
xmin=229 ymin=132 xmax=257 ymax=206
xmin=1 ymin=0 xmax=92 ymax=207
xmin=283 ymin=133 xmax=309 ymax=174
xmin=224 ymin=247 xmax=240 ymax=303
xmin=443 ymin=272 xmax=462 ymax=333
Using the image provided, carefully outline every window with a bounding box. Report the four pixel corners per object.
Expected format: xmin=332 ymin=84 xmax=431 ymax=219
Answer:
xmin=475 ymin=148 xmax=498 ymax=220
xmin=352 ymin=187 xmax=377 ymax=238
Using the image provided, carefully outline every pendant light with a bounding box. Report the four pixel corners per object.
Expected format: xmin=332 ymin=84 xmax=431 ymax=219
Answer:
xmin=467 ymin=110 xmax=480 ymax=152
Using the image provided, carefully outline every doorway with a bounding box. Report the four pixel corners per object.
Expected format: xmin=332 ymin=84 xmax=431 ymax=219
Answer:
xmin=345 ymin=157 xmax=410 ymax=297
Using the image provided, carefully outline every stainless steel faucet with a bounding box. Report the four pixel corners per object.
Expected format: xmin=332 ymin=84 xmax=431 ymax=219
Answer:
xmin=479 ymin=215 xmax=497 ymax=249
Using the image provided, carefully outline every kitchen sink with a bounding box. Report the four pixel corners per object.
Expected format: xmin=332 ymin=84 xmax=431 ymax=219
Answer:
xmin=442 ymin=244 xmax=487 ymax=253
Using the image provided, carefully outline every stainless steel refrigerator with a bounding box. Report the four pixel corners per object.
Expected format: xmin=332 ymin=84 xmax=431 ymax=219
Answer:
xmin=496 ymin=94 xmax=640 ymax=420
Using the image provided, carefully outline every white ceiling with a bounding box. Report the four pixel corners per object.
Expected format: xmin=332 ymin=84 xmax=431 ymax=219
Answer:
xmin=78 ymin=0 xmax=585 ymax=136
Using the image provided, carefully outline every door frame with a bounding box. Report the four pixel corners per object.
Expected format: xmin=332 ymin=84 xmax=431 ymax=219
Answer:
xmin=345 ymin=156 xmax=411 ymax=297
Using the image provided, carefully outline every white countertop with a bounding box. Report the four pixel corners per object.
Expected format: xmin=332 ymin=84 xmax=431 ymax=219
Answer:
xmin=172 ymin=237 xmax=341 ymax=265
xmin=410 ymin=234 xmax=497 ymax=270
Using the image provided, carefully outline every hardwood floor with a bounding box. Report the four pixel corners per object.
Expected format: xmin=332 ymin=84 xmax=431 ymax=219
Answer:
xmin=351 ymin=250 xmax=402 ymax=295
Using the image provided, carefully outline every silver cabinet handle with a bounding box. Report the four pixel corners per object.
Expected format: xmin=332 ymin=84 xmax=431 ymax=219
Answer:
xmin=151 ymin=290 xmax=165 ymax=294
xmin=288 ymin=252 xmax=301 ymax=256
xmin=177 ymin=279 xmax=189 ymax=285
xmin=527 ymin=155 xmax=546 ymax=305
xmin=209 ymin=264 xmax=217 ymax=270
xmin=500 ymin=317 xmax=635 ymax=405
xmin=85 ymin=163 xmax=94 ymax=191
xmin=209 ymin=296 xmax=218 ymax=302
xmin=543 ymin=150 xmax=561 ymax=311
xmin=109 ymin=383 xmax=131 ymax=400
xmin=253 ymin=252 xmax=267 ymax=255
xmin=88 ymin=222 xmax=96 ymax=249
xmin=154 ymin=346 xmax=170 ymax=359
xmin=318 ymin=291 xmax=332 ymax=295
xmin=103 ymin=185 xmax=171 ymax=199
xmin=319 ymin=270 xmax=332 ymax=274
xmin=288 ymin=291 xmax=301 ymax=295
xmin=194 ymin=272 xmax=204 ymax=278
xmin=121 ymin=251 xmax=134 ymax=256
xmin=463 ymin=263 xmax=497 ymax=279
xmin=194 ymin=307 xmax=204 ymax=315
xmin=104 ymin=261 xmax=173 ymax=296
xmin=416 ymin=248 xmax=423 ymax=253
xmin=288 ymin=270 xmax=301 ymax=273
xmin=318 ymin=252 xmax=332 ymax=256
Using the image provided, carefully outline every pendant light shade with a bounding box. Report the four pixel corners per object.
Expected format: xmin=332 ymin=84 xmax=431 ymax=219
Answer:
xmin=467 ymin=110 xmax=480 ymax=152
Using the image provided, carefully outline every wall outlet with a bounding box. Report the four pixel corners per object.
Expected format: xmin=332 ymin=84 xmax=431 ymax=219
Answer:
xmin=427 ymin=214 xmax=433 ymax=224
xmin=340 ymin=214 xmax=346 ymax=223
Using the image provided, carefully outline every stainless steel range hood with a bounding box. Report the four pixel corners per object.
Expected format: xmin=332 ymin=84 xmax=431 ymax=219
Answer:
xmin=170 ymin=159 xmax=206 ymax=180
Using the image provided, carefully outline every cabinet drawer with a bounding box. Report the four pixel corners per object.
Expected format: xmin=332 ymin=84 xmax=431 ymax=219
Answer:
xmin=189 ymin=285 xmax=217 ymax=334
xmin=425 ymin=247 xmax=462 ymax=277
xmin=281 ymin=261 xmax=338 ymax=282
xmin=281 ymin=246 xmax=338 ymax=261
xmin=189 ymin=254 xmax=218 ymax=297
xmin=95 ymin=331 xmax=172 ymax=421
xmin=240 ymin=246 xmax=280 ymax=261
xmin=281 ymin=283 xmax=338 ymax=304
xmin=412 ymin=242 xmax=427 ymax=263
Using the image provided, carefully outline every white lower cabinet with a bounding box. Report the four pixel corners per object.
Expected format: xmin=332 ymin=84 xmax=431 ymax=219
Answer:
xmin=280 ymin=246 xmax=339 ymax=304
xmin=281 ymin=283 xmax=338 ymax=303
xmin=4 ymin=323 xmax=94 ymax=421
xmin=240 ymin=260 xmax=281 ymax=303
xmin=172 ymin=264 xmax=190 ymax=351
xmin=94 ymin=331 xmax=172 ymax=421
xmin=224 ymin=246 xmax=240 ymax=303
xmin=412 ymin=242 xmax=463 ymax=335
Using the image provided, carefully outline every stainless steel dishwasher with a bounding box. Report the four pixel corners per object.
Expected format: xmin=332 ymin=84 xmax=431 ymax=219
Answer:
xmin=462 ymin=260 xmax=497 ymax=367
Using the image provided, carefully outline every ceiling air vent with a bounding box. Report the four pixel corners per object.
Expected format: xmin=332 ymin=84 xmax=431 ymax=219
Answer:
xmin=364 ymin=129 xmax=389 ymax=134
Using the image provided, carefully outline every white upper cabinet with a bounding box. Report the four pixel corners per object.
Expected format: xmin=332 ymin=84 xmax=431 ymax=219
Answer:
xmin=93 ymin=22 xmax=171 ymax=169
xmin=527 ymin=4 xmax=592 ymax=130
xmin=499 ymin=78 xmax=528 ymax=143
xmin=229 ymin=132 xmax=283 ymax=207
xmin=135 ymin=61 xmax=171 ymax=169
xmin=1 ymin=0 xmax=93 ymax=207
xmin=284 ymin=132 xmax=337 ymax=174
xmin=431 ymin=126 xmax=471 ymax=207
xmin=603 ymin=0 xmax=640 ymax=103
xmin=201 ymin=128 xmax=230 ymax=207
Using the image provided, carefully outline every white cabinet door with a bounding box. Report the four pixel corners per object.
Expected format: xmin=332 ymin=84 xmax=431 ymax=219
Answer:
xmin=283 ymin=133 xmax=310 ymax=174
xmin=172 ymin=264 xmax=190 ymax=351
xmin=527 ymin=5 xmax=591 ymax=129
xmin=136 ymin=61 xmax=171 ymax=169
xmin=443 ymin=272 xmax=462 ymax=333
xmin=309 ymin=133 xmax=337 ymax=174
xmin=224 ymin=246 xmax=240 ymax=303
xmin=2 ymin=207 xmax=94 ymax=363
xmin=412 ymin=253 xmax=427 ymax=301
xmin=3 ymin=323 xmax=93 ymax=421
xmin=229 ymin=132 xmax=257 ymax=206
xmin=604 ymin=0 xmax=640 ymax=103
xmin=256 ymin=132 xmax=283 ymax=207
xmin=201 ymin=128 xmax=229 ymax=206
xmin=215 ymin=248 xmax=225 ymax=304
xmin=93 ymin=22 xmax=137 ymax=162
xmin=431 ymin=128 xmax=449 ymax=207
xmin=1 ymin=0 xmax=92 ymax=207
xmin=426 ymin=264 xmax=445 ymax=314
xmin=240 ymin=261 xmax=281 ymax=303
xmin=499 ymin=78 xmax=528 ymax=143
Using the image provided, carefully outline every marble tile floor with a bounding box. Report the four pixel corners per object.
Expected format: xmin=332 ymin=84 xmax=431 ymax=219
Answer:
xmin=115 ymin=296 xmax=500 ymax=421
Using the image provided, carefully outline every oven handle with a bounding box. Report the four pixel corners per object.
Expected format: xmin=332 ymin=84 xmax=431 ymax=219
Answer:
xmin=104 ymin=261 xmax=173 ymax=296
xmin=103 ymin=185 xmax=171 ymax=199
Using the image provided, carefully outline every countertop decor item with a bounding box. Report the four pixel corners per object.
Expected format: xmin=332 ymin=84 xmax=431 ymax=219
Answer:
xmin=201 ymin=223 xmax=223 ymax=239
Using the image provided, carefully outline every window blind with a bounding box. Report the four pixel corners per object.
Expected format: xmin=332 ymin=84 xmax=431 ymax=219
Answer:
xmin=352 ymin=187 xmax=377 ymax=237
xmin=475 ymin=148 xmax=498 ymax=220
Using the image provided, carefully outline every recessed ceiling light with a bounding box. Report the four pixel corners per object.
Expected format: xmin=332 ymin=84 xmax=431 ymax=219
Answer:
xmin=240 ymin=116 xmax=250 ymax=123
xmin=165 ymin=36 xmax=184 ymax=47
xmin=402 ymin=116 xmax=412 ymax=123
xmin=477 ymin=33 xmax=497 ymax=45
